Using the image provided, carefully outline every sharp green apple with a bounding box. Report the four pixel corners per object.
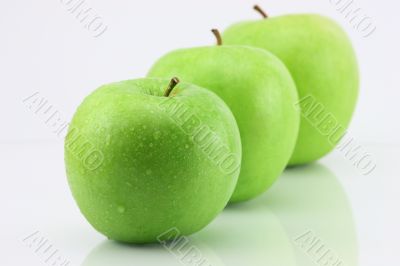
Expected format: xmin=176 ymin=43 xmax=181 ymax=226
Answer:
xmin=64 ymin=78 xmax=241 ymax=243
xmin=222 ymin=6 xmax=359 ymax=165
xmin=148 ymin=30 xmax=299 ymax=202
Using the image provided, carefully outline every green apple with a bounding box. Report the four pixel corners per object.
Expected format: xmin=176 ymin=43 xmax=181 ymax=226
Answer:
xmin=148 ymin=31 xmax=299 ymax=202
xmin=64 ymin=78 xmax=241 ymax=243
xmin=222 ymin=6 xmax=359 ymax=165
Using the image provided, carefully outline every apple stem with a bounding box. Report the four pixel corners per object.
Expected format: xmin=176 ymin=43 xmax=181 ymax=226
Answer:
xmin=211 ymin=29 xmax=222 ymax=46
xmin=163 ymin=77 xmax=180 ymax=97
xmin=253 ymin=5 xmax=268 ymax=19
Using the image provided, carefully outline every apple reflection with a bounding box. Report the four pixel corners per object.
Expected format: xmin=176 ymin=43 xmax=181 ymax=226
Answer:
xmin=82 ymin=163 xmax=357 ymax=266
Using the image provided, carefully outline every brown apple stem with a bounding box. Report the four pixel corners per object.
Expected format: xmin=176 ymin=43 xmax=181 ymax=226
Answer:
xmin=211 ymin=29 xmax=222 ymax=46
xmin=163 ymin=77 xmax=180 ymax=97
xmin=253 ymin=5 xmax=268 ymax=19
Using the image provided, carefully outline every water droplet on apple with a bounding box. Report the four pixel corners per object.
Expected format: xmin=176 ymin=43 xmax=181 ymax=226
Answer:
xmin=153 ymin=131 xmax=161 ymax=140
xmin=117 ymin=205 xmax=125 ymax=213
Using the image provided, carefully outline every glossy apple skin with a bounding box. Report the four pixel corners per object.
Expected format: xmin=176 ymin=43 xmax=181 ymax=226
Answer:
xmin=223 ymin=14 xmax=359 ymax=165
xmin=64 ymin=78 xmax=241 ymax=243
xmin=148 ymin=46 xmax=299 ymax=202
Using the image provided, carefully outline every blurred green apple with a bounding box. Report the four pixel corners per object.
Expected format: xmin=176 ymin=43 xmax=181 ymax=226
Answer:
xmin=64 ymin=78 xmax=241 ymax=243
xmin=148 ymin=31 xmax=299 ymax=202
xmin=223 ymin=7 xmax=359 ymax=165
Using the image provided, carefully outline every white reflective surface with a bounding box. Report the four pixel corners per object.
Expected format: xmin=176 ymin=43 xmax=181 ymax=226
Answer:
xmin=0 ymin=141 xmax=397 ymax=265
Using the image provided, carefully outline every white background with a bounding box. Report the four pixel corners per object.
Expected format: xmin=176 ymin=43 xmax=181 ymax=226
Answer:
xmin=0 ymin=0 xmax=399 ymax=265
